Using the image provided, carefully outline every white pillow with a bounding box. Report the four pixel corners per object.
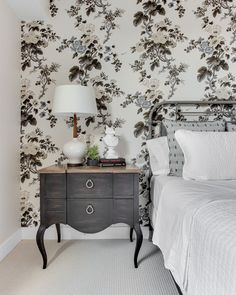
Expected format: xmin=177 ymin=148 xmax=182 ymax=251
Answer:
xmin=175 ymin=129 xmax=236 ymax=180
xmin=146 ymin=136 xmax=169 ymax=175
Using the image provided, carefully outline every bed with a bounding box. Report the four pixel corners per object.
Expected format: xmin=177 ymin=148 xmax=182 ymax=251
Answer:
xmin=147 ymin=100 xmax=236 ymax=295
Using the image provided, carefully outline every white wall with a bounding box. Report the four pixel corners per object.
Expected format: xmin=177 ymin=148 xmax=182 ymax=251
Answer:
xmin=0 ymin=0 xmax=20 ymax=251
xmin=6 ymin=0 xmax=49 ymax=21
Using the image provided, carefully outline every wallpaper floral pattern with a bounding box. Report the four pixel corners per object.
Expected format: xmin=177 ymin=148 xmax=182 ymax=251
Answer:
xmin=21 ymin=0 xmax=236 ymax=228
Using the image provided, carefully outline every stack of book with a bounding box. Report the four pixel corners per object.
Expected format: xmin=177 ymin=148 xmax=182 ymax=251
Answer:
xmin=99 ymin=158 xmax=126 ymax=167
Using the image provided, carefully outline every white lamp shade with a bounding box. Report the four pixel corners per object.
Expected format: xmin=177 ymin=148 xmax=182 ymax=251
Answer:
xmin=53 ymin=85 xmax=97 ymax=117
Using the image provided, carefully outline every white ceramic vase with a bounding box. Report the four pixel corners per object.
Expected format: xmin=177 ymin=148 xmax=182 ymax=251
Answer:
xmin=63 ymin=137 xmax=86 ymax=165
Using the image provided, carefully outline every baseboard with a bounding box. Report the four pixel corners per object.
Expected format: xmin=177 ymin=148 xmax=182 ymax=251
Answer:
xmin=0 ymin=229 xmax=21 ymax=262
xmin=21 ymin=224 xmax=149 ymax=240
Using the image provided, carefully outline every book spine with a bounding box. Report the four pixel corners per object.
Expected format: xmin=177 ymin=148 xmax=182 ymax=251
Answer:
xmin=99 ymin=163 xmax=126 ymax=167
xmin=99 ymin=160 xmax=125 ymax=163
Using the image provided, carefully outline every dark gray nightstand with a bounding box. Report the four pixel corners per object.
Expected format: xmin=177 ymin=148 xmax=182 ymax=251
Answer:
xmin=36 ymin=165 xmax=143 ymax=269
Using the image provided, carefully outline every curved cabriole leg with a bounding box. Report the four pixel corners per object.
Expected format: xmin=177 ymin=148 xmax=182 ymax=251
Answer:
xmin=36 ymin=224 xmax=47 ymax=269
xmin=134 ymin=223 xmax=143 ymax=268
xmin=56 ymin=223 xmax=61 ymax=243
xmin=130 ymin=227 xmax=134 ymax=242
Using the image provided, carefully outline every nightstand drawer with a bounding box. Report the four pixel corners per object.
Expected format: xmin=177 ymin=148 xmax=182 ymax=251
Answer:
xmin=42 ymin=174 xmax=66 ymax=199
xmin=67 ymin=174 xmax=112 ymax=198
xmin=113 ymin=199 xmax=133 ymax=225
xmin=113 ymin=174 xmax=134 ymax=198
xmin=45 ymin=199 xmax=66 ymax=211
xmin=67 ymin=199 xmax=112 ymax=233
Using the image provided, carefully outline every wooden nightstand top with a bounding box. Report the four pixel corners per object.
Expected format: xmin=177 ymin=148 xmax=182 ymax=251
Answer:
xmin=38 ymin=165 xmax=66 ymax=174
xmin=38 ymin=164 xmax=140 ymax=174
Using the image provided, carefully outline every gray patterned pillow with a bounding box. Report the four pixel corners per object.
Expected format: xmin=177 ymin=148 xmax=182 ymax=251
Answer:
xmin=226 ymin=122 xmax=236 ymax=131
xmin=163 ymin=119 xmax=226 ymax=176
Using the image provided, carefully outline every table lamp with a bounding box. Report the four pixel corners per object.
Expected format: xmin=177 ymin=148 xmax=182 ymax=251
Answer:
xmin=53 ymin=85 xmax=97 ymax=166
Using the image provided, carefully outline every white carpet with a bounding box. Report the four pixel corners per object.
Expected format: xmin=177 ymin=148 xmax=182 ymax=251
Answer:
xmin=0 ymin=240 xmax=178 ymax=295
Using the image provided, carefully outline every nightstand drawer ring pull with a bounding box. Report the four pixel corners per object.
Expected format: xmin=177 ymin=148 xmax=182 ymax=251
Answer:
xmin=86 ymin=179 xmax=94 ymax=189
xmin=86 ymin=204 xmax=94 ymax=215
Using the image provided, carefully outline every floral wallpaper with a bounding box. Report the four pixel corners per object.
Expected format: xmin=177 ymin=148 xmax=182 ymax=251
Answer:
xmin=21 ymin=0 xmax=236 ymax=228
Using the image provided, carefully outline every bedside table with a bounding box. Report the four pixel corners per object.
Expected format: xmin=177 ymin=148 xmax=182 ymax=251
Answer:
xmin=36 ymin=165 xmax=143 ymax=269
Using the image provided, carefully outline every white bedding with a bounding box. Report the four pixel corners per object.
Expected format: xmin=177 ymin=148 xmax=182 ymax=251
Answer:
xmin=152 ymin=177 xmax=236 ymax=295
xmin=150 ymin=176 xmax=179 ymax=225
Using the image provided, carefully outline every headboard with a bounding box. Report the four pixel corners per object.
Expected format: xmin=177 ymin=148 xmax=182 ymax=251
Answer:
xmin=147 ymin=100 xmax=236 ymax=139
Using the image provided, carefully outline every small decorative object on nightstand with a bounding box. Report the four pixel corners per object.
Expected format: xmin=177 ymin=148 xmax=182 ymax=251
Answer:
xmin=86 ymin=145 xmax=99 ymax=166
xmin=36 ymin=165 xmax=143 ymax=269
xmin=103 ymin=126 xmax=119 ymax=159
xmin=52 ymin=85 xmax=97 ymax=166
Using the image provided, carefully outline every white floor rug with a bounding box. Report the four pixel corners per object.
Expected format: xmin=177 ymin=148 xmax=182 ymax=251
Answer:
xmin=0 ymin=240 xmax=178 ymax=295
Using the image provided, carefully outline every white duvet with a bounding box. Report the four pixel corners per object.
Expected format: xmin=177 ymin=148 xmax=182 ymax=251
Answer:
xmin=152 ymin=177 xmax=236 ymax=295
